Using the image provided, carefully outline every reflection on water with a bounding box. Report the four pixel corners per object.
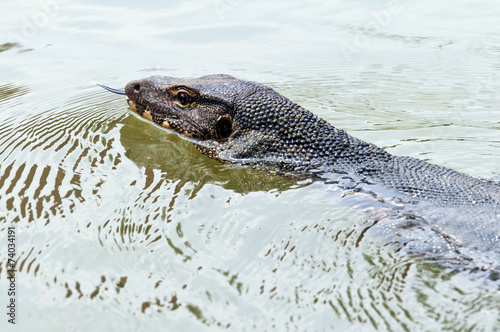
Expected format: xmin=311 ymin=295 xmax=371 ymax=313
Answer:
xmin=120 ymin=113 xmax=298 ymax=194
xmin=0 ymin=83 xmax=28 ymax=103
xmin=0 ymin=42 xmax=19 ymax=53
xmin=1 ymin=0 xmax=500 ymax=331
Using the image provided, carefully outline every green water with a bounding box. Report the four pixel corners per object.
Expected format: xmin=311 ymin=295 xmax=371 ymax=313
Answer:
xmin=1 ymin=0 xmax=500 ymax=331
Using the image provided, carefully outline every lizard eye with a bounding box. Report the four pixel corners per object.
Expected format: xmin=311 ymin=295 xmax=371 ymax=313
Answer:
xmin=177 ymin=91 xmax=191 ymax=106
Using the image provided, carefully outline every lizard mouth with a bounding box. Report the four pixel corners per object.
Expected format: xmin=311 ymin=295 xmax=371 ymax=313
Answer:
xmin=126 ymin=94 xmax=203 ymax=139
xmin=126 ymin=97 xmax=137 ymax=112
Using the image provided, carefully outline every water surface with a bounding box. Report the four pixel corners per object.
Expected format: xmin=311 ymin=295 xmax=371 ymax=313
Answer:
xmin=1 ymin=0 xmax=500 ymax=331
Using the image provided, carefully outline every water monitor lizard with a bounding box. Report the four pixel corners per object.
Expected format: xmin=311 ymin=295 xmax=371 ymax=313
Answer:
xmin=97 ymin=74 xmax=500 ymax=279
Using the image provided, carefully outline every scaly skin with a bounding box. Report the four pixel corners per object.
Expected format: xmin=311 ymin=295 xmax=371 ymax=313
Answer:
xmin=123 ymin=75 xmax=500 ymax=207
xmin=100 ymin=74 xmax=500 ymax=274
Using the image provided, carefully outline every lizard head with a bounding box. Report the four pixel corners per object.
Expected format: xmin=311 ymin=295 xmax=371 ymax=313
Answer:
xmin=124 ymin=74 xmax=242 ymax=142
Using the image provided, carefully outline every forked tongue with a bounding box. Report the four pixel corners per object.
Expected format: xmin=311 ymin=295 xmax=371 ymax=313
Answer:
xmin=93 ymin=82 xmax=126 ymax=95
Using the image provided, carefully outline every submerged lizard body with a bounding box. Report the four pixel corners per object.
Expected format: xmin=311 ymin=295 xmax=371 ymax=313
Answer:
xmin=98 ymin=75 xmax=500 ymax=275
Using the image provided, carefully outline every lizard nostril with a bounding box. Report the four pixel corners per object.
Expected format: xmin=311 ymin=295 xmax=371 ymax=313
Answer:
xmin=133 ymin=84 xmax=140 ymax=92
